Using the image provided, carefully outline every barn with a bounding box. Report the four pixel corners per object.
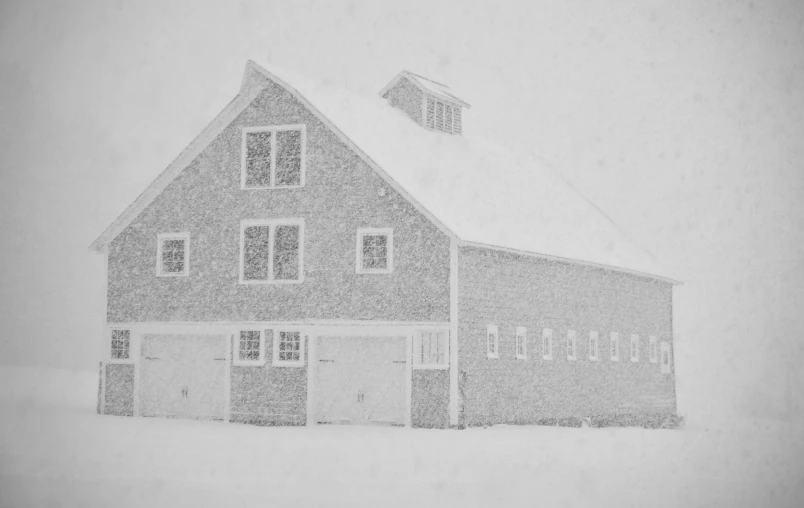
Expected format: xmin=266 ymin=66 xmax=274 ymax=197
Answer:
xmin=90 ymin=60 xmax=679 ymax=429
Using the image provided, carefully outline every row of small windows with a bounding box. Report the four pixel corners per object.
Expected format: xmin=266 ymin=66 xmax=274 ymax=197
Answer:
xmin=155 ymin=225 xmax=394 ymax=281
xmin=487 ymin=325 xmax=672 ymax=373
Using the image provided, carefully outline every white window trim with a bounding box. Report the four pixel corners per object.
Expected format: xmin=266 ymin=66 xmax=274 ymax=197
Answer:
xmin=156 ymin=232 xmax=190 ymax=277
xmin=241 ymin=124 xmax=306 ymax=190
xmin=233 ymin=329 xmax=266 ymax=366
xmin=542 ymin=328 xmax=553 ymax=360
xmin=413 ymin=330 xmax=449 ymax=370
xmin=630 ymin=334 xmax=640 ymax=362
xmin=107 ymin=328 xmax=135 ymax=364
xmin=515 ymin=327 xmax=527 ymax=360
xmin=487 ymin=324 xmax=499 ymax=359
xmin=649 ymin=335 xmax=658 ymax=363
xmin=567 ymin=330 xmax=577 ymax=361
xmin=660 ymin=341 xmax=672 ymax=374
xmin=589 ymin=331 xmax=599 ymax=361
xmin=610 ymin=332 xmax=619 ymax=361
xmin=355 ymin=228 xmax=394 ymax=274
xmin=272 ymin=328 xmax=306 ymax=367
xmin=239 ymin=218 xmax=305 ymax=285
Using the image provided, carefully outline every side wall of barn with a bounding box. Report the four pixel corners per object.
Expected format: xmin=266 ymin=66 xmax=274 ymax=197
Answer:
xmin=457 ymin=245 xmax=676 ymax=427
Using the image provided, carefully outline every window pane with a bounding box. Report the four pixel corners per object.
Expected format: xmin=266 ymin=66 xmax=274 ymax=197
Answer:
xmin=161 ymin=239 xmax=185 ymax=273
xmin=453 ymin=107 xmax=462 ymax=134
xmin=246 ymin=131 xmax=272 ymax=187
xmin=243 ymin=226 xmax=271 ymax=280
xmin=362 ymin=234 xmax=388 ymax=270
xmin=274 ymin=225 xmax=300 ymax=280
xmin=111 ymin=330 xmax=130 ymax=360
xmin=275 ymin=130 xmax=302 ymax=186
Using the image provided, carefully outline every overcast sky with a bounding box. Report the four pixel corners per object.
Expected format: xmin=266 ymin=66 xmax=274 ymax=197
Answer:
xmin=1 ymin=0 xmax=802 ymax=422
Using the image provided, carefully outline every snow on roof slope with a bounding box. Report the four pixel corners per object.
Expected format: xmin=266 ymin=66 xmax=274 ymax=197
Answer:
xmin=403 ymin=71 xmax=471 ymax=107
xmin=254 ymin=62 xmax=675 ymax=282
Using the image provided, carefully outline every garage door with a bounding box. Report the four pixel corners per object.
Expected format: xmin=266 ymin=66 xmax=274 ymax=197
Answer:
xmin=140 ymin=334 xmax=226 ymax=420
xmin=314 ymin=336 xmax=406 ymax=426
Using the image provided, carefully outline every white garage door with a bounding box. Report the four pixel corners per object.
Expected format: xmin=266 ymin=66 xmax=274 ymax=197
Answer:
xmin=314 ymin=336 xmax=406 ymax=426
xmin=140 ymin=334 xmax=226 ymax=420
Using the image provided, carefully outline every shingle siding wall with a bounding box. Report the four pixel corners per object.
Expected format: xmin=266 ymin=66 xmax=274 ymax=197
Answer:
xmin=383 ymin=77 xmax=423 ymax=125
xmin=104 ymin=364 xmax=134 ymax=416
xmin=107 ymin=79 xmax=449 ymax=323
xmin=230 ymin=330 xmax=307 ymax=426
xmin=411 ymin=370 xmax=449 ymax=428
xmin=457 ymin=246 xmax=676 ymax=427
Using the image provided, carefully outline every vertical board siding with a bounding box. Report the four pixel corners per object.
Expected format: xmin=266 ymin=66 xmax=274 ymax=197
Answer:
xmin=458 ymin=246 xmax=676 ymax=427
xmin=107 ymin=79 xmax=450 ymax=323
xmin=104 ymin=363 xmax=134 ymax=416
xmin=411 ymin=369 xmax=450 ymax=428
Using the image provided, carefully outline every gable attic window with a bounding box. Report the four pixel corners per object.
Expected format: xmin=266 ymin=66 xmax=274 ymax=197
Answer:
xmin=156 ymin=232 xmax=190 ymax=277
xmin=425 ymin=96 xmax=462 ymax=135
xmin=241 ymin=125 xmax=306 ymax=189
xmin=240 ymin=219 xmax=304 ymax=284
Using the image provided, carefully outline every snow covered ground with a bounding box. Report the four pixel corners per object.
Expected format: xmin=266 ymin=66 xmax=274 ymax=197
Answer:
xmin=1 ymin=366 xmax=802 ymax=507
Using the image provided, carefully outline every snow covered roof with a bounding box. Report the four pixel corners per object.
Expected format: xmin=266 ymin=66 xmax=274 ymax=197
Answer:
xmin=379 ymin=70 xmax=471 ymax=108
xmin=91 ymin=60 xmax=677 ymax=284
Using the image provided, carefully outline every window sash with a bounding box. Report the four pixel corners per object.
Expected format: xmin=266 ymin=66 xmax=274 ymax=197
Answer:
xmin=589 ymin=331 xmax=599 ymax=360
xmin=239 ymin=330 xmax=262 ymax=361
xmin=277 ymin=331 xmax=302 ymax=363
xmin=242 ymin=222 xmax=301 ymax=282
xmin=243 ymin=127 xmax=303 ymax=188
xmin=515 ymin=328 xmax=526 ymax=359
xmin=110 ymin=330 xmax=130 ymax=360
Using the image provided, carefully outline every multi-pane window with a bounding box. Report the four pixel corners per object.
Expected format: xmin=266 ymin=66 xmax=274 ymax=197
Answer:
xmin=589 ymin=331 xmax=599 ymax=361
xmin=356 ymin=229 xmax=393 ymax=274
xmin=649 ymin=336 xmax=658 ymax=363
xmin=241 ymin=220 xmax=303 ymax=283
xmin=157 ymin=233 xmax=189 ymax=276
xmin=239 ymin=330 xmax=262 ymax=362
xmin=610 ymin=332 xmax=619 ymax=361
xmin=416 ymin=331 xmax=447 ymax=366
xmin=424 ymin=95 xmax=461 ymax=135
xmin=110 ymin=329 xmax=130 ymax=360
xmin=242 ymin=126 xmax=304 ymax=189
xmin=487 ymin=325 xmax=499 ymax=359
xmin=277 ymin=331 xmax=302 ymax=363
xmin=567 ymin=330 xmax=577 ymax=361
xmin=542 ymin=328 xmax=553 ymax=360
xmin=630 ymin=335 xmax=640 ymax=362
xmin=515 ymin=327 xmax=527 ymax=360
xmin=660 ymin=342 xmax=671 ymax=374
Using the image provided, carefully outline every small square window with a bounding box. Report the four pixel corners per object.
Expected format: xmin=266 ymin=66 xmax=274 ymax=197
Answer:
xmin=515 ymin=327 xmax=527 ymax=360
xmin=542 ymin=328 xmax=553 ymax=360
xmin=110 ymin=329 xmax=130 ymax=360
xmin=273 ymin=330 xmax=305 ymax=367
xmin=234 ymin=330 xmax=265 ymax=366
xmin=589 ymin=331 xmax=599 ymax=361
xmin=356 ymin=228 xmax=393 ymax=274
xmin=610 ymin=332 xmax=619 ymax=361
xmin=649 ymin=336 xmax=658 ymax=363
xmin=156 ymin=233 xmax=190 ymax=276
xmin=630 ymin=334 xmax=640 ymax=362
xmin=487 ymin=325 xmax=499 ymax=359
xmin=567 ymin=330 xmax=577 ymax=361
xmin=415 ymin=331 xmax=448 ymax=368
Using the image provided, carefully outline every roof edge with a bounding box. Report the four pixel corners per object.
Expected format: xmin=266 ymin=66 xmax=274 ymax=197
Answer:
xmin=460 ymin=240 xmax=682 ymax=285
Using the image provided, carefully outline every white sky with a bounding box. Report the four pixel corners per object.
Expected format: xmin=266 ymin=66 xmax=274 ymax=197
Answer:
xmin=1 ymin=0 xmax=802 ymax=421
